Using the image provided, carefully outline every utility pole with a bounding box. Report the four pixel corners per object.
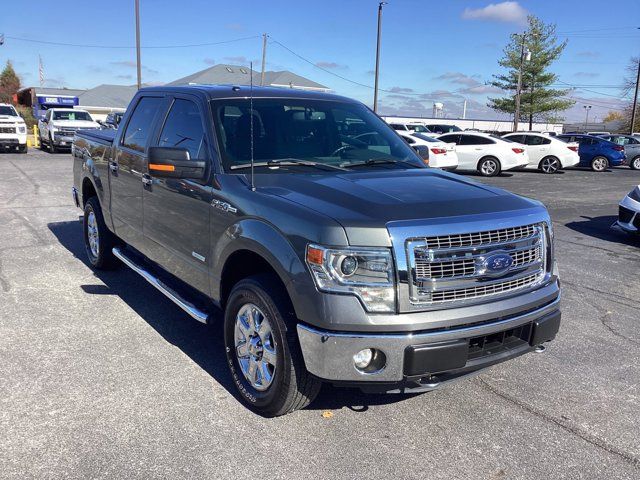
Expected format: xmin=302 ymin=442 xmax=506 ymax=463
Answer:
xmin=462 ymin=99 xmax=467 ymax=119
xmin=583 ymin=105 xmax=592 ymax=130
xmin=630 ymin=57 xmax=640 ymax=135
xmin=513 ymin=33 xmax=529 ymax=132
xmin=135 ymin=0 xmax=142 ymax=90
xmin=373 ymin=2 xmax=387 ymax=113
xmin=260 ymin=33 xmax=268 ymax=86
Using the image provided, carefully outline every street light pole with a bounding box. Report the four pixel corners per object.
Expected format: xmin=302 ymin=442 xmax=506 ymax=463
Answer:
xmin=583 ymin=105 xmax=592 ymax=130
xmin=373 ymin=2 xmax=387 ymax=113
xmin=135 ymin=0 xmax=142 ymax=90
xmin=513 ymin=33 xmax=528 ymax=132
xmin=630 ymin=57 xmax=640 ymax=135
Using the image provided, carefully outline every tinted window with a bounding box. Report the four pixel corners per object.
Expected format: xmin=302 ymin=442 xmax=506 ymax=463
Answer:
xmin=526 ymin=135 xmax=551 ymax=146
xmin=579 ymin=137 xmax=596 ymax=145
xmin=122 ymin=97 xmax=163 ymax=152
xmin=0 ymin=105 xmax=17 ymax=116
xmin=428 ymin=124 xmax=462 ymax=134
xmin=459 ymin=135 xmax=494 ymax=145
xmin=390 ymin=124 xmax=406 ymax=131
xmin=438 ymin=134 xmax=460 ymax=144
xmin=505 ymin=134 xmax=525 ymax=143
xmin=158 ymin=99 xmax=207 ymax=160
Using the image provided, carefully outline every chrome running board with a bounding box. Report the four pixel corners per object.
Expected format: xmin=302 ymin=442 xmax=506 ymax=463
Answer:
xmin=112 ymin=247 xmax=209 ymax=324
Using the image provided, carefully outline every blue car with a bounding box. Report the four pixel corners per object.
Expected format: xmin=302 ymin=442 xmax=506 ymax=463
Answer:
xmin=557 ymin=134 xmax=626 ymax=172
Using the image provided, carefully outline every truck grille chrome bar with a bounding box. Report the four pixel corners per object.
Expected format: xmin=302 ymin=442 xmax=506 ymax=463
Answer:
xmin=405 ymin=223 xmax=547 ymax=308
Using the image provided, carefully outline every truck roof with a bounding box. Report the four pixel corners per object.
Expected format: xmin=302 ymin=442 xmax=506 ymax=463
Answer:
xmin=137 ymin=84 xmax=358 ymax=103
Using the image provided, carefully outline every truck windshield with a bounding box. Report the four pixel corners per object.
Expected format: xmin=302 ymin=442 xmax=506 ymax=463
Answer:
xmin=211 ymin=99 xmax=424 ymax=173
xmin=0 ymin=106 xmax=18 ymax=116
xmin=52 ymin=111 xmax=93 ymax=121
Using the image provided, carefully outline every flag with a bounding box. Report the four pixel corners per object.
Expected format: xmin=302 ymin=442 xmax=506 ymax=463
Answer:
xmin=39 ymin=55 xmax=44 ymax=86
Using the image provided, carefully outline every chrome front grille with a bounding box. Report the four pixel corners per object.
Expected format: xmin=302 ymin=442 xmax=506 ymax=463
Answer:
xmin=0 ymin=127 xmax=16 ymax=134
xmin=405 ymin=223 xmax=547 ymax=307
xmin=423 ymin=224 xmax=536 ymax=249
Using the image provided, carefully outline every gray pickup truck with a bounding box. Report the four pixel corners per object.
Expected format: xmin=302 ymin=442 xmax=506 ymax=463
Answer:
xmin=72 ymin=85 xmax=561 ymax=417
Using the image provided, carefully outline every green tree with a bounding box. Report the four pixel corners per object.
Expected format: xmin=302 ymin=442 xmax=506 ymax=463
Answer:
xmin=488 ymin=16 xmax=574 ymax=129
xmin=0 ymin=60 xmax=21 ymax=104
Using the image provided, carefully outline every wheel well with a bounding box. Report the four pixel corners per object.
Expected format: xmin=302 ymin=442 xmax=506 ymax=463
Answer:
xmin=82 ymin=178 xmax=97 ymax=206
xmin=220 ymin=250 xmax=287 ymax=307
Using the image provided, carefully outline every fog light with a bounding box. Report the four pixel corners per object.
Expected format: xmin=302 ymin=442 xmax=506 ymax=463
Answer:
xmin=353 ymin=348 xmax=374 ymax=369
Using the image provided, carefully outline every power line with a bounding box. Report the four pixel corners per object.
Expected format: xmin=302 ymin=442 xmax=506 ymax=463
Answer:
xmin=2 ymin=34 xmax=261 ymax=49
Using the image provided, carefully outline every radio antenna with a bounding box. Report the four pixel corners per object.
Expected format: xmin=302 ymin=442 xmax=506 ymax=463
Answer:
xmin=249 ymin=61 xmax=256 ymax=192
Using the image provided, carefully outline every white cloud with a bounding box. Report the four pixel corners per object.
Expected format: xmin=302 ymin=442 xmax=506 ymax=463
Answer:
xmin=462 ymin=1 xmax=528 ymax=25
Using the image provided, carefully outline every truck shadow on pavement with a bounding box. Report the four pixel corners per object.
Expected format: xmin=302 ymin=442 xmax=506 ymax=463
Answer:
xmin=48 ymin=219 xmax=415 ymax=414
xmin=565 ymin=215 xmax=640 ymax=247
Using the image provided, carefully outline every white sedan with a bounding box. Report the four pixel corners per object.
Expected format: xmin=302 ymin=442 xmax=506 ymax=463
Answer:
xmin=396 ymin=130 xmax=458 ymax=170
xmin=436 ymin=131 xmax=529 ymax=176
xmin=502 ymin=132 xmax=580 ymax=173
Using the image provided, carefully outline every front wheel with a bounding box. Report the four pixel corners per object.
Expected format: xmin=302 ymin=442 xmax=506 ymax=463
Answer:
xmin=539 ymin=156 xmax=560 ymax=174
xmin=48 ymin=134 xmax=57 ymax=153
xmin=18 ymin=145 xmax=28 ymax=154
xmin=478 ymin=157 xmax=501 ymax=177
xmin=630 ymin=156 xmax=640 ymax=170
xmin=590 ymin=156 xmax=608 ymax=172
xmin=224 ymin=274 xmax=320 ymax=417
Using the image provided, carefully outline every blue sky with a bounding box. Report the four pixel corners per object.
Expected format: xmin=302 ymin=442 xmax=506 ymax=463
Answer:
xmin=1 ymin=0 xmax=638 ymax=122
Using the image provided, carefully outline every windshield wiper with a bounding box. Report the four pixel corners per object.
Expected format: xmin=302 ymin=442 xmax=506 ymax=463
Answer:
xmin=230 ymin=158 xmax=349 ymax=171
xmin=340 ymin=158 xmax=418 ymax=169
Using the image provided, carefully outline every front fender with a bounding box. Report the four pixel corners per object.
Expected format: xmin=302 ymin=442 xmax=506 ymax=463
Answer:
xmin=211 ymin=218 xmax=315 ymax=317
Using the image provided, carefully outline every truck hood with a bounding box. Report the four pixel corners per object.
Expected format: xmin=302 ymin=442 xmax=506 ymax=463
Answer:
xmin=256 ymin=168 xmax=542 ymax=246
xmin=51 ymin=120 xmax=99 ymax=128
xmin=0 ymin=115 xmax=25 ymax=124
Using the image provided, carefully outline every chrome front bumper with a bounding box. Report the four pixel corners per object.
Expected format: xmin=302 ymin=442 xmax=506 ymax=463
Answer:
xmin=297 ymin=293 xmax=560 ymax=383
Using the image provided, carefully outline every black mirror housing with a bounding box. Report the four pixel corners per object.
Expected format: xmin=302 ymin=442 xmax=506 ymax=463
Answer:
xmin=148 ymin=147 xmax=206 ymax=180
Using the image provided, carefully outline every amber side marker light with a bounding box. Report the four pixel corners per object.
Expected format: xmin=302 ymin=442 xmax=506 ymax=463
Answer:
xmin=306 ymin=246 xmax=324 ymax=265
xmin=149 ymin=164 xmax=175 ymax=172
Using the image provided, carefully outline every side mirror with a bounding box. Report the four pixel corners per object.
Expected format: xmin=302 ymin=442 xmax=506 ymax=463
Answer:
xmin=148 ymin=147 xmax=206 ymax=180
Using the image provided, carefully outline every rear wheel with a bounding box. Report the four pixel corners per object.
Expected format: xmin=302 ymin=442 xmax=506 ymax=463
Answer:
xmin=539 ymin=156 xmax=560 ymax=174
xmin=631 ymin=156 xmax=640 ymax=170
xmin=478 ymin=157 xmax=501 ymax=177
xmin=590 ymin=156 xmax=608 ymax=172
xmin=83 ymin=197 xmax=119 ymax=269
xmin=224 ymin=274 xmax=320 ymax=417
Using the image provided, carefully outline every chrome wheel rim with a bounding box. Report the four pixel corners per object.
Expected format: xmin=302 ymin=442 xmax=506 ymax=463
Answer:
xmin=593 ymin=157 xmax=606 ymax=171
xmin=542 ymin=158 xmax=559 ymax=173
xmin=481 ymin=160 xmax=497 ymax=175
xmin=87 ymin=211 xmax=100 ymax=258
xmin=633 ymin=157 xmax=640 ymax=169
xmin=234 ymin=303 xmax=276 ymax=391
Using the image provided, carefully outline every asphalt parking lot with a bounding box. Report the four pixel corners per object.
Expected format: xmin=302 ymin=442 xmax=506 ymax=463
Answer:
xmin=1 ymin=148 xmax=639 ymax=479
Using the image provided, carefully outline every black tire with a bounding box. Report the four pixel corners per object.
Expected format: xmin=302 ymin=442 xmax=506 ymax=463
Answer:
xmin=83 ymin=196 xmax=119 ymax=269
xmin=49 ymin=134 xmax=57 ymax=153
xmin=224 ymin=274 xmax=321 ymax=417
xmin=630 ymin=156 xmax=640 ymax=170
xmin=590 ymin=156 xmax=608 ymax=172
xmin=18 ymin=145 xmax=28 ymax=154
xmin=478 ymin=156 xmax=501 ymax=177
xmin=539 ymin=156 xmax=560 ymax=174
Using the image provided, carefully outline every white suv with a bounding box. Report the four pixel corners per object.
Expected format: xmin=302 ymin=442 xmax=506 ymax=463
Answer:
xmin=38 ymin=108 xmax=100 ymax=153
xmin=0 ymin=103 xmax=28 ymax=153
xmin=502 ymin=132 xmax=580 ymax=173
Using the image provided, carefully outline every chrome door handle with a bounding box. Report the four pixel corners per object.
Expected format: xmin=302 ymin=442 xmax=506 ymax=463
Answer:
xmin=141 ymin=174 xmax=153 ymax=186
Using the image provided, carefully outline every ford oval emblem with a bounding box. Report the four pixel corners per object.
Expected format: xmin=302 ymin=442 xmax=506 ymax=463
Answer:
xmin=483 ymin=253 xmax=513 ymax=275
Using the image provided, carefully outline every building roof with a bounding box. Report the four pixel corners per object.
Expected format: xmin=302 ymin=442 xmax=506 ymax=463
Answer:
xmin=167 ymin=64 xmax=328 ymax=91
xmin=77 ymin=84 xmax=138 ymax=109
xmin=18 ymin=87 xmax=87 ymax=97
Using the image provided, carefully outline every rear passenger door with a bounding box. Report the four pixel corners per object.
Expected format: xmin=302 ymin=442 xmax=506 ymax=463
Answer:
xmin=110 ymin=95 xmax=165 ymax=252
xmin=523 ymin=135 xmax=551 ymax=166
xmin=456 ymin=135 xmax=492 ymax=169
xmin=143 ymin=95 xmax=214 ymax=295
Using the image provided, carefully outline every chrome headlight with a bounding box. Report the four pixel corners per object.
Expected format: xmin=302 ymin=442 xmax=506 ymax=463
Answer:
xmin=306 ymin=244 xmax=396 ymax=313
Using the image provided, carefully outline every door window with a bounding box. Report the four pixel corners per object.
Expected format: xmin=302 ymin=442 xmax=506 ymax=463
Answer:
xmin=158 ymin=99 xmax=208 ymax=160
xmin=506 ymin=134 xmax=525 ymax=143
xmin=122 ymin=97 xmax=163 ymax=152
xmin=438 ymin=134 xmax=460 ymax=144
xmin=526 ymin=135 xmax=551 ymax=146
xmin=459 ymin=135 xmax=494 ymax=145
